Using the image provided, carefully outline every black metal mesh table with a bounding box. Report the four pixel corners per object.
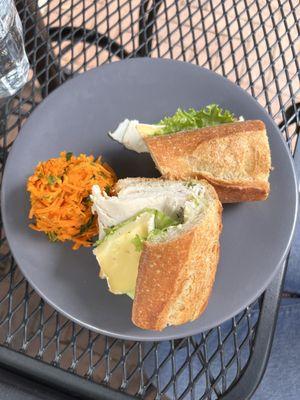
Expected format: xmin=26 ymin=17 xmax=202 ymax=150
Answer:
xmin=0 ymin=1 xmax=299 ymax=399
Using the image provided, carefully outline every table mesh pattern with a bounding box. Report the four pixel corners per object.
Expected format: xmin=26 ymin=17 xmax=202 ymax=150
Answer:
xmin=0 ymin=0 xmax=299 ymax=399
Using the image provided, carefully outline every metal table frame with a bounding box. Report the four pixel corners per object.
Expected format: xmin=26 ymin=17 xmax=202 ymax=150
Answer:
xmin=0 ymin=1 xmax=299 ymax=399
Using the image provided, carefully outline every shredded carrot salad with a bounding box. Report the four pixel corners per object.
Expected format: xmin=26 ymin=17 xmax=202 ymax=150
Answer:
xmin=27 ymin=151 xmax=117 ymax=250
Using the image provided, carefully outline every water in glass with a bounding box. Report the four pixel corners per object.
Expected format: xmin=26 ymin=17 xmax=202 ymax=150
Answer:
xmin=0 ymin=0 xmax=29 ymax=97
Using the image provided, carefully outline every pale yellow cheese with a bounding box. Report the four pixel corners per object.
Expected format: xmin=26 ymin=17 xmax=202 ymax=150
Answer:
xmin=93 ymin=212 xmax=154 ymax=296
xmin=136 ymin=124 xmax=164 ymax=137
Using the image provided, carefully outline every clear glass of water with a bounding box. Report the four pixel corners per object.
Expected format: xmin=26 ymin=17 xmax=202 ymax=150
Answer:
xmin=0 ymin=0 xmax=29 ymax=97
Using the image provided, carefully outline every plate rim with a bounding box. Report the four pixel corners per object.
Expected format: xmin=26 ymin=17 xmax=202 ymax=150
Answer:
xmin=2 ymin=58 xmax=298 ymax=341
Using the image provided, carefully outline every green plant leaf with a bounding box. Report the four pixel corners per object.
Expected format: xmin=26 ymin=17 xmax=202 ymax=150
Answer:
xmin=156 ymin=104 xmax=235 ymax=135
xmin=131 ymin=234 xmax=145 ymax=251
xmin=154 ymin=210 xmax=178 ymax=230
xmin=79 ymin=215 xmax=95 ymax=235
xmin=104 ymin=185 xmax=111 ymax=195
xmin=66 ymin=152 xmax=73 ymax=161
xmin=47 ymin=232 xmax=58 ymax=242
xmin=47 ymin=175 xmax=56 ymax=185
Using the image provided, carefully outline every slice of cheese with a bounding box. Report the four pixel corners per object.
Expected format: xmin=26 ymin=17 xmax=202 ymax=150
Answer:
xmin=93 ymin=212 xmax=154 ymax=296
xmin=136 ymin=124 xmax=164 ymax=137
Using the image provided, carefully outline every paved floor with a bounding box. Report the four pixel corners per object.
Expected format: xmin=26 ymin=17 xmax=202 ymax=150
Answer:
xmin=37 ymin=0 xmax=299 ymax=109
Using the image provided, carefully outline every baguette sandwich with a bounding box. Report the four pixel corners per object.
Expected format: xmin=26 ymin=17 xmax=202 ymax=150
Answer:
xmin=91 ymin=178 xmax=222 ymax=331
xmin=109 ymin=105 xmax=271 ymax=203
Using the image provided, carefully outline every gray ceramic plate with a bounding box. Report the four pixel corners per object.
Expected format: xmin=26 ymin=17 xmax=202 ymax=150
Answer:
xmin=2 ymin=58 xmax=298 ymax=341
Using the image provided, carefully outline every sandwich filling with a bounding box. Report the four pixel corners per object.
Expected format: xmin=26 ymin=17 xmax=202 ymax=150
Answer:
xmin=109 ymin=104 xmax=237 ymax=153
xmin=91 ymin=181 xmax=206 ymax=299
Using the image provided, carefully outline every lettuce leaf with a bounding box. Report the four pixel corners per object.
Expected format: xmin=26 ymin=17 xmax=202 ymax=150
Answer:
xmin=95 ymin=208 xmax=179 ymax=248
xmin=131 ymin=234 xmax=146 ymax=251
xmin=154 ymin=210 xmax=178 ymax=230
xmin=146 ymin=210 xmax=179 ymax=241
xmin=155 ymin=104 xmax=235 ymax=135
xmin=131 ymin=210 xmax=179 ymax=249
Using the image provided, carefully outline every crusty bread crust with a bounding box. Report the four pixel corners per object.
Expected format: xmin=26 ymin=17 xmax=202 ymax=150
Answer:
xmin=132 ymin=180 xmax=222 ymax=331
xmin=144 ymin=120 xmax=271 ymax=203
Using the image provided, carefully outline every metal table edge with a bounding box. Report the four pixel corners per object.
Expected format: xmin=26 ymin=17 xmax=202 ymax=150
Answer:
xmin=0 ymin=260 xmax=286 ymax=400
xmin=0 ymin=345 xmax=134 ymax=400
xmin=221 ymin=260 xmax=287 ymax=400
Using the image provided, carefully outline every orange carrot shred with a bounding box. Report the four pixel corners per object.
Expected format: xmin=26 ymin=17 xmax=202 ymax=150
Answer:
xmin=27 ymin=151 xmax=117 ymax=249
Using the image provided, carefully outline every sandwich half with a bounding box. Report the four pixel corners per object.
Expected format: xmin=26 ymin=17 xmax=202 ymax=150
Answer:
xmin=109 ymin=105 xmax=271 ymax=203
xmin=91 ymin=178 xmax=222 ymax=331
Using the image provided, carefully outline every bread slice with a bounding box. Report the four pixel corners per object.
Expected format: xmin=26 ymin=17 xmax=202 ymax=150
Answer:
xmin=144 ymin=120 xmax=271 ymax=203
xmin=112 ymin=178 xmax=222 ymax=331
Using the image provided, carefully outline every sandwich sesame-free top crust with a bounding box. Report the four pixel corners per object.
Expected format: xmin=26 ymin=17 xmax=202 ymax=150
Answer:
xmin=128 ymin=179 xmax=222 ymax=331
xmin=144 ymin=120 xmax=271 ymax=203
